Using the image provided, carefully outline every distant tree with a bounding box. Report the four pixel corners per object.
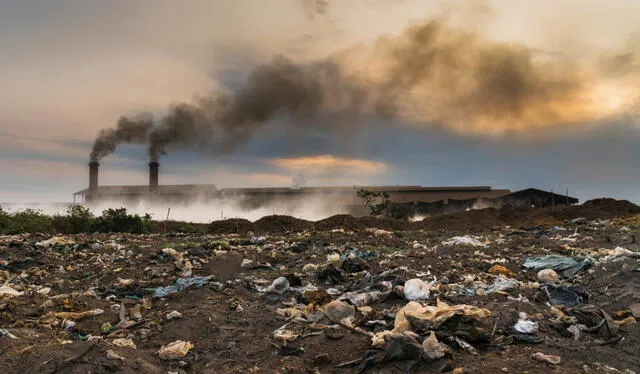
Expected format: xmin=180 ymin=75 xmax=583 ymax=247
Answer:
xmin=3 ymin=208 xmax=53 ymax=234
xmin=92 ymin=208 xmax=144 ymax=233
xmin=64 ymin=205 xmax=94 ymax=233
xmin=0 ymin=206 xmax=9 ymax=233
xmin=357 ymin=189 xmax=390 ymax=216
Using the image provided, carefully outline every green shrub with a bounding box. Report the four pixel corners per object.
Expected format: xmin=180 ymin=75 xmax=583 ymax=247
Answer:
xmin=0 ymin=206 xmax=10 ymax=233
xmin=52 ymin=205 xmax=94 ymax=234
xmin=357 ymin=189 xmax=391 ymax=216
xmin=91 ymin=208 xmax=144 ymax=233
xmin=1 ymin=208 xmax=53 ymax=234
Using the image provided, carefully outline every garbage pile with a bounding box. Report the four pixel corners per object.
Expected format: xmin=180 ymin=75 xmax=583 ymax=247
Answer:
xmin=1 ymin=211 xmax=640 ymax=373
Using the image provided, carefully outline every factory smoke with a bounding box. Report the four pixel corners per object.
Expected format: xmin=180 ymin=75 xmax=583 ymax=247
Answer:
xmin=90 ymin=12 xmax=640 ymax=162
xmin=90 ymin=115 xmax=153 ymax=162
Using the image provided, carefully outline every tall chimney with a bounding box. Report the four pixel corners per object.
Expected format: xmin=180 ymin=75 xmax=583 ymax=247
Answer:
xmin=149 ymin=161 xmax=159 ymax=193
xmin=88 ymin=162 xmax=99 ymax=200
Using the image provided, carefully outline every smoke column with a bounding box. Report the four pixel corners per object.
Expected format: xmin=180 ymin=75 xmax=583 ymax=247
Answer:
xmin=145 ymin=56 xmax=377 ymax=161
xmin=91 ymin=13 xmax=640 ymax=161
xmin=90 ymin=115 xmax=153 ymax=162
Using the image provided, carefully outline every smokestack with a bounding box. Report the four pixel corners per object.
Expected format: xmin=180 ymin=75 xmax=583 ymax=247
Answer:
xmin=149 ymin=161 xmax=159 ymax=193
xmin=88 ymin=162 xmax=99 ymax=200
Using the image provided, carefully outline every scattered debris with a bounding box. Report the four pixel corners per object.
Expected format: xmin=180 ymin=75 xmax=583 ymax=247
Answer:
xmin=1 ymin=202 xmax=639 ymax=372
xmin=532 ymin=352 xmax=561 ymax=365
xmin=537 ymin=269 xmax=559 ymax=283
xmin=403 ymin=278 xmax=431 ymax=301
xmin=523 ymin=255 xmax=594 ymax=278
xmin=158 ymin=340 xmax=194 ymax=360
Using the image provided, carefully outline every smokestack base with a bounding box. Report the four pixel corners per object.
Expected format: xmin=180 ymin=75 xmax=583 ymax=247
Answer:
xmin=149 ymin=161 xmax=159 ymax=193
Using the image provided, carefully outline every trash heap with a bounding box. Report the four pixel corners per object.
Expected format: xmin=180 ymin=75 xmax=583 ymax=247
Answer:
xmin=1 ymin=209 xmax=640 ymax=373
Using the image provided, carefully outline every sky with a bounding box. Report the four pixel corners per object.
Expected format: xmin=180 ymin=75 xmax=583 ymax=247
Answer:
xmin=1 ymin=0 xmax=639 ymax=203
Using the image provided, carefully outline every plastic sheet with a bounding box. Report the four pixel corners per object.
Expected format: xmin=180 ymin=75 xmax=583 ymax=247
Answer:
xmin=523 ymin=255 xmax=593 ymax=278
xmin=151 ymin=276 xmax=214 ymax=298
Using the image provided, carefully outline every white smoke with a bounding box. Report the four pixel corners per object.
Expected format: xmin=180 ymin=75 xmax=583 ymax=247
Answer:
xmin=2 ymin=194 xmax=355 ymax=223
xmin=87 ymin=194 xmax=348 ymax=222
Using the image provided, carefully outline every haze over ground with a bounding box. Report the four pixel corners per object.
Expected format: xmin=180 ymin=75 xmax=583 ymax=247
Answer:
xmin=1 ymin=0 xmax=639 ymax=204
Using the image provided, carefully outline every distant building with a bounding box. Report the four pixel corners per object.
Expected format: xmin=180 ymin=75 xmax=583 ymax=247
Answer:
xmin=73 ymin=161 xmax=512 ymax=216
xmin=386 ymin=188 xmax=579 ymax=219
xmin=74 ymin=162 xmax=577 ymax=218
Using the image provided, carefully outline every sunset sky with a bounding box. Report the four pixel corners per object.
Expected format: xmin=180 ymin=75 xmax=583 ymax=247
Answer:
xmin=1 ymin=0 xmax=639 ymax=203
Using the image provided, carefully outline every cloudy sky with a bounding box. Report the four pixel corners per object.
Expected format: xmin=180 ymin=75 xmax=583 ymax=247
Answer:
xmin=1 ymin=0 xmax=639 ymax=203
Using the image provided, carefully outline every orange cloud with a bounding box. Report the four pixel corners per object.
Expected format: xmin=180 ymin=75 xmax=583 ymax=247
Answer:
xmin=268 ymin=154 xmax=388 ymax=175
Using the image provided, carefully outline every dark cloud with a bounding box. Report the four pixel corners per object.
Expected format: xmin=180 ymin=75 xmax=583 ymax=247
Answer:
xmin=91 ymin=10 xmax=640 ymax=163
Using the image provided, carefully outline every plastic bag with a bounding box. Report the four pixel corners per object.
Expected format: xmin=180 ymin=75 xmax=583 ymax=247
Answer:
xmin=152 ymin=276 xmax=213 ymax=298
xmin=523 ymin=255 xmax=593 ymax=278
xmin=404 ymin=279 xmax=431 ymax=301
xmin=158 ymin=340 xmax=194 ymax=360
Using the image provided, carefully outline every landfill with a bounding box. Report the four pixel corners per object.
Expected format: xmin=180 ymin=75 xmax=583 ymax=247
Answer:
xmin=1 ymin=198 xmax=640 ymax=373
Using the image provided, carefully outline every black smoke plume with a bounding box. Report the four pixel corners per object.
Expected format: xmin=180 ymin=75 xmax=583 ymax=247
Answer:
xmin=91 ymin=16 xmax=640 ymax=162
xmin=90 ymin=115 xmax=153 ymax=162
xmin=146 ymin=56 xmax=377 ymax=161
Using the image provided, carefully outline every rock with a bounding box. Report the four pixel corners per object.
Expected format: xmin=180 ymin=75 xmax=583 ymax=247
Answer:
xmin=537 ymin=269 xmax=559 ymax=283
xmin=324 ymin=325 xmax=346 ymax=340
xmin=453 ymin=369 xmax=465 ymax=374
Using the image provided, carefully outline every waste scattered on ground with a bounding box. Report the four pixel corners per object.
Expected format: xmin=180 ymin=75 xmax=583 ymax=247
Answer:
xmin=1 ymin=199 xmax=640 ymax=372
xmin=158 ymin=340 xmax=194 ymax=360
xmin=532 ymin=352 xmax=562 ymax=365
xmin=523 ymin=255 xmax=594 ymax=278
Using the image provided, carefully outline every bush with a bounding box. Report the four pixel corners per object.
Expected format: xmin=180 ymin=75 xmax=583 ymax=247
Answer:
xmin=91 ymin=208 xmax=146 ymax=233
xmin=357 ymin=189 xmax=391 ymax=216
xmin=0 ymin=208 xmax=53 ymax=234
xmin=52 ymin=205 xmax=94 ymax=234
xmin=0 ymin=206 xmax=10 ymax=233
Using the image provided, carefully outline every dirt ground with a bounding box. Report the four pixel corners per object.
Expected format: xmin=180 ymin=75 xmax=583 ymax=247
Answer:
xmin=1 ymin=199 xmax=640 ymax=373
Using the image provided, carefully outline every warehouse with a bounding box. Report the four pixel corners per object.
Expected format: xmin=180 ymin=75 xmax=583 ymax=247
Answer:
xmin=73 ymin=162 xmax=512 ymax=216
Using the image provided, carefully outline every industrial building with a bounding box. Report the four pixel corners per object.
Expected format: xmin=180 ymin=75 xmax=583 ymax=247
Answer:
xmin=74 ymin=162 xmax=577 ymax=217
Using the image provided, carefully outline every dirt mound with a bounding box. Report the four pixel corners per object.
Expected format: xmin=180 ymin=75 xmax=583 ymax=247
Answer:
xmin=416 ymin=199 xmax=640 ymax=231
xmin=581 ymin=198 xmax=640 ymax=216
xmin=417 ymin=208 xmax=504 ymax=231
xmin=251 ymin=215 xmax=313 ymax=233
xmin=519 ymin=198 xmax=640 ymax=226
xmin=357 ymin=216 xmax=412 ymax=231
xmin=315 ymin=214 xmax=362 ymax=231
xmin=314 ymin=214 xmax=363 ymax=231
xmin=208 ymin=218 xmax=253 ymax=234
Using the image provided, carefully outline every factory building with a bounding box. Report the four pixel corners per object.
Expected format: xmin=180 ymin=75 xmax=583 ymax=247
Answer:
xmin=74 ymin=162 xmax=576 ymax=217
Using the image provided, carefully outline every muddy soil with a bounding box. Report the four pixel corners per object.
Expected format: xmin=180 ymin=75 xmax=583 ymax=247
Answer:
xmin=2 ymin=201 xmax=640 ymax=373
